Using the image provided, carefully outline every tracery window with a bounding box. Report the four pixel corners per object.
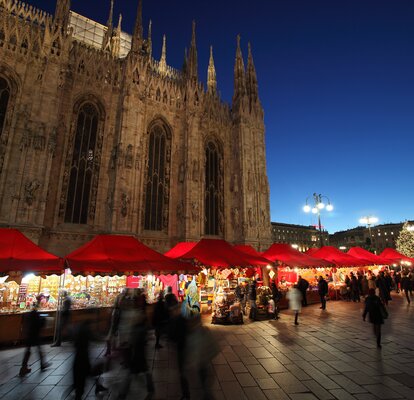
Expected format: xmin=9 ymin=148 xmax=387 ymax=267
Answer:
xmin=205 ymin=140 xmax=224 ymax=236
xmin=64 ymin=103 xmax=100 ymax=224
xmin=144 ymin=122 xmax=171 ymax=231
xmin=0 ymin=77 xmax=10 ymax=138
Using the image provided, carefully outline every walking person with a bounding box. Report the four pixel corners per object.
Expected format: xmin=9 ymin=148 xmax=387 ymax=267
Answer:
xmin=376 ymin=271 xmax=391 ymax=305
xmin=248 ymin=280 xmax=257 ymax=320
xmin=52 ymin=290 xmax=72 ymax=347
xmin=19 ymin=301 xmax=50 ymax=377
xmin=401 ymin=273 xmax=411 ymax=304
xmin=152 ymin=292 xmax=168 ymax=349
xmin=297 ymin=275 xmax=309 ymax=306
xmin=394 ymin=271 xmax=401 ymax=293
xmin=165 ymin=286 xmax=178 ymax=309
xmin=361 ymin=274 xmax=369 ymax=297
xmin=286 ymin=285 xmax=302 ymax=325
xmin=270 ymin=281 xmax=281 ymax=319
xmin=363 ymin=288 xmax=387 ymax=349
xmin=350 ymin=273 xmax=360 ymax=302
xmin=318 ymin=276 xmax=329 ymax=310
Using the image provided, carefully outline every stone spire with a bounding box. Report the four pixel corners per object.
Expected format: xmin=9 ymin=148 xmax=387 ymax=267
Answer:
xmin=102 ymin=0 xmax=114 ymax=52
xmin=159 ymin=34 xmax=167 ymax=74
xmin=246 ymin=42 xmax=259 ymax=103
xmin=147 ymin=19 xmax=152 ymax=58
xmin=54 ymin=0 xmax=71 ymax=30
xmin=131 ymin=0 xmax=143 ymax=53
xmin=233 ymin=35 xmax=246 ymax=102
xmin=187 ymin=21 xmax=198 ymax=80
xmin=111 ymin=14 xmax=122 ymax=57
xmin=182 ymin=47 xmax=188 ymax=75
xmin=207 ymin=46 xmax=217 ymax=94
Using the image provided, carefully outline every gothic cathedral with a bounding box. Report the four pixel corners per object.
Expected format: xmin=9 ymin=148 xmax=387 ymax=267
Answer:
xmin=0 ymin=0 xmax=271 ymax=255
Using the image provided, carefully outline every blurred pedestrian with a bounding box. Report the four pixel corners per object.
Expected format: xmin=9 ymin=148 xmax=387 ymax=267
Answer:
xmin=105 ymin=288 xmax=126 ymax=356
xmin=152 ymin=292 xmax=168 ymax=349
xmin=19 ymin=301 xmax=50 ymax=377
xmin=376 ymin=272 xmax=391 ymax=305
xmin=401 ymin=273 xmax=411 ymax=304
xmin=361 ymin=274 xmax=369 ymax=297
xmin=286 ymin=285 xmax=302 ymax=325
xmin=52 ymin=290 xmax=72 ymax=347
xmin=165 ymin=286 xmax=178 ymax=309
xmin=248 ymin=280 xmax=257 ymax=320
xmin=297 ymin=275 xmax=309 ymax=306
xmin=270 ymin=281 xmax=281 ymax=319
xmin=350 ymin=273 xmax=360 ymax=302
xmin=318 ymin=276 xmax=329 ymax=310
xmin=394 ymin=271 xmax=401 ymax=293
xmin=363 ymin=288 xmax=387 ymax=349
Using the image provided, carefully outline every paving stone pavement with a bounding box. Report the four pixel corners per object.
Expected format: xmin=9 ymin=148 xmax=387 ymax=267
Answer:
xmin=1 ymin=293 xmax=414 ymax=400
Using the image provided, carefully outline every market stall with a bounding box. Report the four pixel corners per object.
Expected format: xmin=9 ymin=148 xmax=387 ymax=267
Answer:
xmin=0 ymin=228 xmax=63 ymax=344
xmin=262 ymin=243 xmax=331 ymax=305
xmin=166 ymin=239 xmax=270 ymax=324
xmin=380 ymin=248 xmax=414 ymax=267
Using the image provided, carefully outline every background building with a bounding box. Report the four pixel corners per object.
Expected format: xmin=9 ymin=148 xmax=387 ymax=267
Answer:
xmin=0 ymin=0 xmax=271 ymax=254
xmin=329 ymin=221 xmax=414 ymax=254
xmin=271 ymin=222 xmax=328 ymax=252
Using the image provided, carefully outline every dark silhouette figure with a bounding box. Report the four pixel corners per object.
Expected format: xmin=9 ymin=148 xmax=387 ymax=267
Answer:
xmin=19 ymin=302 xmax=49 ymax=377
xmin=394 ymin=272 xmax=401 ymax=293
xmin=165 ymin=286 xmax=178 ymax=309
xmin=297 ymin=276 xmax=309 ymax=306
xmin=270 ymin=281 xmax=281 ymax=319
xmin=350 ymin=273 xmax=360 ymax=302
xmin=401 ymin=274 xmax=411 ymax=304
xmin=248 ymin=280 xmax=257 ymax=320
xmin=318 ymin=276 xmax=328 ymax=310
xmin=51 ymin=290 xmax=72 ymax=347
xmin=363 ymin=288 xmax=386 ymax=348
xmin=376 ymin=272 xmax=391 ymax=305
xmin=152 ymin=292 xmax=168 ymax=349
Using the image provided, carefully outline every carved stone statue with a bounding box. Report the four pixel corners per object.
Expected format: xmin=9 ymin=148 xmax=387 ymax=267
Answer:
xmin=176 ymin=201 xmax=184 ymax=221
xmin=192 ymin=159 xmax=199 ymax=182
xmin=120 ymin=192 xmax=129 ymax=217
xmin=24 ymin=179 xmax=40 ymax=206
xmin=191 ymin=201 xmax=199 ymax=223
xmin=232 ymin=207 xmax=240 ymax=228
xmin=125 ymin=144 xmax=133 ymax=169
xmin=178 ymin=163 xmax=185 ymax=183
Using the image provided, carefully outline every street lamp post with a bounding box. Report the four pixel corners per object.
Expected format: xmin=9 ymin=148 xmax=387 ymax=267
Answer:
xmin=359 ymin=216 xmax=378 ymax=249
xmin=303 ymin=193 xmax=333 ymax=247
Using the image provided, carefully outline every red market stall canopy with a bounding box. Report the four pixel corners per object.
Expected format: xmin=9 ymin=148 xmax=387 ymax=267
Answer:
xmin=380 ymin=248 xmax=414 ymax=264
xmin=65 ymin=235 xmax=193 ymax=273
xmin=0 ymin=228 xmax=62 ymax=272
xmin=263 ymin=243 xmax=331 ymax=267
xmin=234 ymin=245 xmax=267 ymax=258
xmin=167 ymin=238 xmax=270 ymax=268
xmin=164 ymin=242 xmax=197 ymax=259
xmin=347 ymin=247 xmax=391 ymax=265
xmin=306 ymin=246 xmax=370 ymax=267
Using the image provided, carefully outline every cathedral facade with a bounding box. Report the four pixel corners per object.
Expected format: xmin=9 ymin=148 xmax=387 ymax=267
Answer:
xmin=0 ymin=0 xmax=271 ymax=255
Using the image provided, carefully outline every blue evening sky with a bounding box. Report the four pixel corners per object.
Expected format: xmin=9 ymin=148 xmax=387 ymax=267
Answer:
xmin=31 ymin=0 xmax=414 ymax=233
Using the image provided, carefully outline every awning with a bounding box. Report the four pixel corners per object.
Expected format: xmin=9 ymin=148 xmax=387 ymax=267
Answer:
xmin=168 ymin=238 xmax=270 ymax=268
xmin=380 ymin=248 xmax=414 ymax=264
xmin=65 ymin=235 xmax=193 ymax=273
xmin=347 ymin=247 xmax=391 ymax=265
xmin=164 ymin=242 xmax=198 ymax=259
xmin=0 ymin=228 xmax=62 ymax=273
xmin=306 ymin=246 xmax=370 ymax=266
xmin=263 ymin=243 xmax=331 ymax=267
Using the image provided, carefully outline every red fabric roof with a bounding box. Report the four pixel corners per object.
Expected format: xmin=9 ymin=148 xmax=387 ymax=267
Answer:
xmin=347 ymin=247 xmax=391 ymax=265
xmin=0 ymin=228 xmax=62 ymax=272
xmin=305 ymin=248 xmax=320 ymax=256
xmin=380 ymin=248 xmax=414 ymax=264
xmin=164 ymin=242 xmax=197 ymax=259
xmin=308 ymin=246 xmax=370 ymax=266
xmin=263 ymin=243 xmax=331 ymax=267
xmin=170 ymin=238 xmax=270 ymax=268
xmin=65 ymin=235 xmax=192 ymax=273
xmin=234 ymin=245 xmax=266 ymax=258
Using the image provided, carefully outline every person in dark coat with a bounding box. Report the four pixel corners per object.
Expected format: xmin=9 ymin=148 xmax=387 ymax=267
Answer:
xmin=376 ymin=272 xmax=391 ymax=305
xmin=297 ymin=276 xmax=309 ymax=306
xmin=19 ymin=301 xmax=49 ymax=377
xmin=152 ymin=292 xmax=168 ymax=349
xmin=394 ymin=272 xmax=401 ymax=293
xmin=318 ymin=276 xmax=328 ymax=310
xmin=270 ymin=281 xmax=281 ymax=319
xmin=363 ymin=288 xmax=386 ymax=348
xmin=350 ymin=273 xmax=360 ymax=302
xmin=401 ymin=273 xmax=411 ymax=304
xmin=164 ymin=286 xmax=178 ymax=309
xmin=248 ymin=280 xmax=257 ymax=320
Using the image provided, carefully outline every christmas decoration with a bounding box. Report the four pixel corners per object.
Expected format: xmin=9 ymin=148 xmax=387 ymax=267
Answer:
xmin=396 ymin=222 xmax=414 ymax=258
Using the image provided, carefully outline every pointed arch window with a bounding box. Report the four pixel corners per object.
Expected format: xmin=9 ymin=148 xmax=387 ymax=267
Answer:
xmin=64 ymin=103 xmax=100 ymax=224
xmin=0 ymin=77 xmax=10 ymax=138
xmin=205 ymin=140 xmax=224 ymax=236
xmin=144 ymin=122 xmax=171 ymax=231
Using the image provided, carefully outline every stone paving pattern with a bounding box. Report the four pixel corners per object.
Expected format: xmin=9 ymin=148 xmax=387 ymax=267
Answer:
xmin=1 ymin=294 xmax=414 ymax=399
